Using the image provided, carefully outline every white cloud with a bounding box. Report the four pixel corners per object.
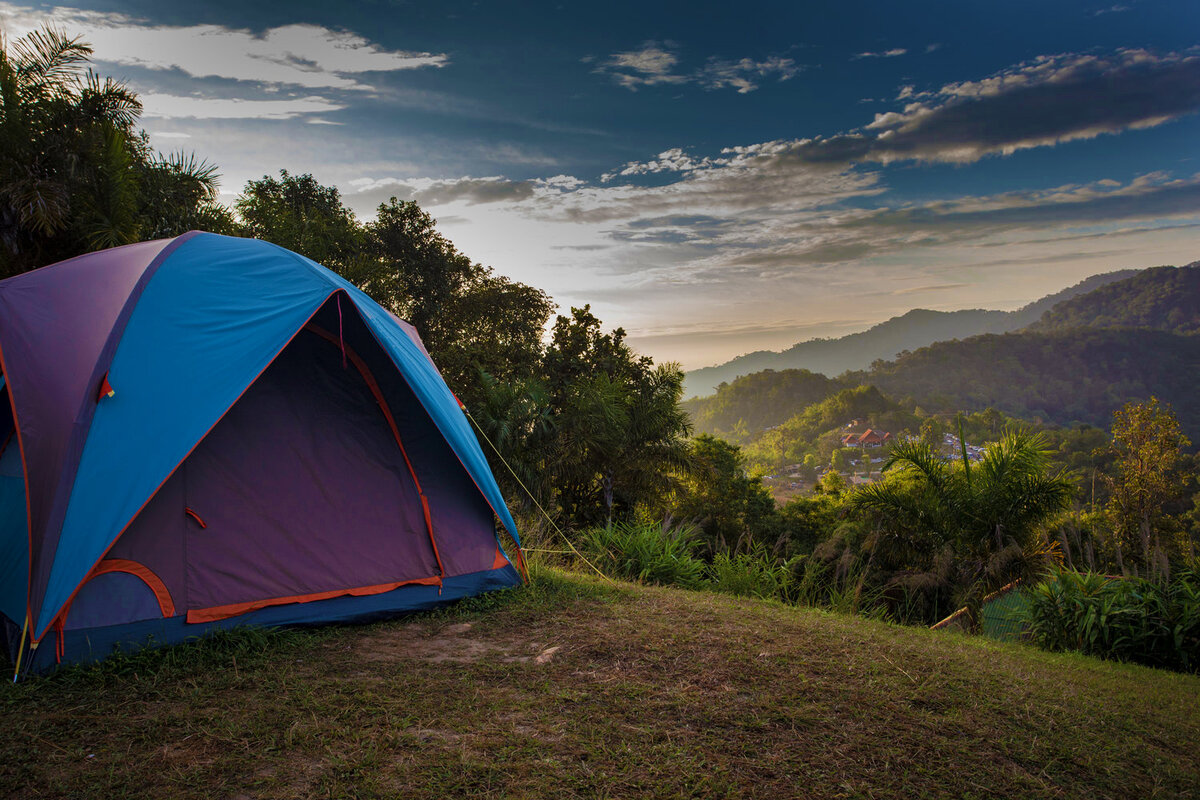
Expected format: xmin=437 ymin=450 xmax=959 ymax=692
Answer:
xmin=853 ymin=48 xmax=907 ymax=59
xmin=779 ymin=49 xmax=1200 ymax=166
xmin=0 ymin=3 xmax=447 ymax=91
xmin=139 ymin=93 xmax=344 ymax=119
xmin=595 ymin=41 xmax=800 ymax=93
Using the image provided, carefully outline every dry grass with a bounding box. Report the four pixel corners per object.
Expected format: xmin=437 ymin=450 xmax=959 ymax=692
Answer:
xmin=2 ymin=567 xmax=1197 ymax=799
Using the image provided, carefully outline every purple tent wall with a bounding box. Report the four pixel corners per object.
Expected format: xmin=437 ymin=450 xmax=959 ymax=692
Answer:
xmin=0 ymin=238 xmax=177 ymax=624
xmin=308 ymin=299 xmax=500 ymax=577
xmin=99 ymin=322 xmax=444 ymax=619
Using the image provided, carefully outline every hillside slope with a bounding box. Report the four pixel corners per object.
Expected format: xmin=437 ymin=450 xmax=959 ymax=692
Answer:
xmin=855 ymin=328 xmax=1200 ymax=438
xmin=1029 ymin=263 xmax=1200 ymax=334
xmin=684 ymin=269 xmax=1138 ymax=397
xmin=3 ymin=569 xmax=1198 ymax=799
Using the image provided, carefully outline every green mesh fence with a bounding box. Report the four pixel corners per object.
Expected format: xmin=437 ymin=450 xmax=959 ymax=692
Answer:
xmin=978 ymin=587 xmax=1029 ymax=642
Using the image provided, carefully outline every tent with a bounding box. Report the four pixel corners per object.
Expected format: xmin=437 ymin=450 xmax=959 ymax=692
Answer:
xmin=0 ymin=231 xmax=523 ymax=675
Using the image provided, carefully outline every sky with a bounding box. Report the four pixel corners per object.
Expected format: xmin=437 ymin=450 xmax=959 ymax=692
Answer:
xmin=3 ymin=0 xmax=1200 ymax=369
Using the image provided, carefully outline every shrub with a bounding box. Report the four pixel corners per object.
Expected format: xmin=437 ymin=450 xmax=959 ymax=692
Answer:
xmin=578 ymin=522 xmax=707 ymax=589
xmin=708 ymin=549 xmax=794 ymax=601
xmin=1022 ymin=567 xmax=1200 ymax=672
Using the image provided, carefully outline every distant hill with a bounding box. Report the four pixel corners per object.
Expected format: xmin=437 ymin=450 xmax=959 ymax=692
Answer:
xmin=680 ymin=369 xmax=844 ymax=442
xmin=683 ymin=269 xmax=1138 ymax=398
xmin=684 ymin=263 xmax=1200 ymax=444
xmin=1028 ymin=263 xmax=1200 ymax=335
xmin=852 ymin=328 xmax=1200 ymax=440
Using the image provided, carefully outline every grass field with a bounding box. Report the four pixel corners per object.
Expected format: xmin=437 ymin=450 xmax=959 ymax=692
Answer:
xmin=2 ymin=567 xmax=1197 ymax=799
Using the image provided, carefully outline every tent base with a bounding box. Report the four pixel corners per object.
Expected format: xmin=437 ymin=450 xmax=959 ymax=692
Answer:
xmin=18 ymin=564 xmax=520 ymax=675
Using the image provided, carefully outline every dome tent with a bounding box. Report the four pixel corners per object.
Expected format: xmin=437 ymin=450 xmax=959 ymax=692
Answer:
xmin=0 ymin=231 xmax=523 ymax=675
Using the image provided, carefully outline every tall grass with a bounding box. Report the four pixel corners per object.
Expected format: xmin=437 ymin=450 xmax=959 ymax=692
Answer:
xmin=1022 ymin=567 xmax=1200 ymax=673
xmin=708 ymin=549 xmax=794 ymax=601
xmin=578 ymin=522 xmax=707 ymax=589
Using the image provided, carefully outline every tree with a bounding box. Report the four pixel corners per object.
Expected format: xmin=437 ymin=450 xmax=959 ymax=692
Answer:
xmin=538 ymin=307 xmax=692 ymax=528
xmin=1104 ymin=398 xmax=1191 ymax=575
xmin=849 ymin=428 xmax=1073 ymax=622
xmin=674 ymin=435 xmax=776 ymax=555
xmin=1 ymin=27 xmax=228 ymax=275
xmin=363 ymin=198 xmax=552 ymax=403
xmin=235 ymin=171 xmax=365 ymax=273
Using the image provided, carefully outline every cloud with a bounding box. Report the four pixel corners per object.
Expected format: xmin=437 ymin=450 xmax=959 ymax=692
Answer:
xmin=594 ymin=41 xmax=800 ymax=93
xmin=345 ymin=175 xmax=539 ymax=208
xmin=0 ymin=3 xmax=446 ymax=91
xmin=891 ymin=283 xmax=968 ymax=295
xmin=698 ymin=55 xmax=801 ymax=93
xmin=853 ymin=48 xmax=907 ymax=59
xmin=139 ymin=93 xmax=344 ymax=119
xmin=782 ymin=49 xmax=1200 ymax=165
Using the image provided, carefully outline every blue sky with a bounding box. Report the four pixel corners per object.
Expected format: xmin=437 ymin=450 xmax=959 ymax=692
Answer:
xmin=3 ymin=0 xmax=1199 ymax=368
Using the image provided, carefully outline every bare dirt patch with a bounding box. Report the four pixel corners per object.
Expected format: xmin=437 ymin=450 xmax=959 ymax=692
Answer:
xmin=352 ymin=618 xmax=560 ymax=665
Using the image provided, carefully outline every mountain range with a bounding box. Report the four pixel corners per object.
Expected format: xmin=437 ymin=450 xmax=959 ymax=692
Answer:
xmin=683 ymin=269 xmax=1140 ymax=398
xmin=683 ymin=261 xmax=1200 ymax=441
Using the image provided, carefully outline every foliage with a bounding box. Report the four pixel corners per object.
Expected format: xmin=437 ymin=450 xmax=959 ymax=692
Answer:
xmin=681 ymin=368 xmax=842 ymax=443
xmin=578 ymin=521 xmax=706 ymax=589
xmin=1103 ymin=397 xmax=1193 ymax=576
xmin=364 ymin=198 xmax=554 ymax=398
xmin=848 ymin=428 xmax=1074 ymax=623
xmin=672 ymin=435 xmax=777 ymax=555
xmin=743 ymin=384 xmax=918 ymax=471
xmin=0 ymin=27 xmax=231 ymax=275
xmin=234 ymin=170 xmax=366 ymax=272
xmin=536 ymin=306 xmax=693 ymax=528
xmin=707 ymin=549 xmax=795 ymax=601
xmin=1022 ymin=567 xmax=1200 ymax=673
xmin=1029 ymin=264 xmax=1200 ymax=335
xmin=854 ymin=329 xmax=1200 ymax=442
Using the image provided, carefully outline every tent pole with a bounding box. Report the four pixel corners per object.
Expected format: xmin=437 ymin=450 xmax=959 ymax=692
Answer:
xmin=11 ymin=612 xmax=29 ymax=682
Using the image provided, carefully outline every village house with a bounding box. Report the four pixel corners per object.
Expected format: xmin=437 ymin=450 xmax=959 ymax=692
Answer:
xmin=841 ymin=428 xmax=893 ymax=447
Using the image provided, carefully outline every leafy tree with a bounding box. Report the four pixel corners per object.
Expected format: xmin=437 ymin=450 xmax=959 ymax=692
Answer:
xmin=539 ymin=307 xmax=692 ymax=528
xmin=1 ymin=27 xmax=228 ymax=274
xmin=849 ymin=429 xmax=1073 ymax=622
xmin=365 ymin=199 xmax=552 ymax=400
xmin=1104 ymin=398 xmax=1192 ymax=575
xmin=235 ymin=171 xmax=366 ymax=272
xmin=673 ymin=435 xmax=776 ymax=555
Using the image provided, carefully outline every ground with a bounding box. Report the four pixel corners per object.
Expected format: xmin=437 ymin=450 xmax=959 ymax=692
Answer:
xmin=1 ymin=567 xmax=1197 ymax=799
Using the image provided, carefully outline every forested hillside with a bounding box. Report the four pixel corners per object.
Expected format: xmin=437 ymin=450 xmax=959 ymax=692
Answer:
xmin=683 ymin=270 xmax=1137 ymax=397
xmin=1029 ymin=263 xmax=1200 ymax=334
xmin=687 ymin=264 xmax=1200 ymax=442
xmin=854 ymin=328 xmax=1200 ymax=439
xmin=679 ymin=368 xmax=844 ymax=440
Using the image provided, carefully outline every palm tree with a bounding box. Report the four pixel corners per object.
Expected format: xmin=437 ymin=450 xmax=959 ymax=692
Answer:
xmin=1 ymin=27 xmax=229 ymax=274
xmin=849 ymin=426 xmax=1072 ymax=622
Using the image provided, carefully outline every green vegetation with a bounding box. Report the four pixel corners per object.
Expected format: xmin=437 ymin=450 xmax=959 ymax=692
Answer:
xmin=682 ymin=270 xmax=1138 ymax=398
xmin=858 ymin=329 xmax=1200 ymax=440
xmin=680 ymin=368 xmax=839 ymax=440
xmin=2 ymin=569 xmax=1198 ymax=799
xmin=0 ymin=29 xmax=233 ymax=276
xmin=578 ymin=522 xmax=706 ymax=589
xmin=1023 ymin=567 xmax=1200 ymax=672
xmin=1029 ymin=264 xmax=1200 ymax=335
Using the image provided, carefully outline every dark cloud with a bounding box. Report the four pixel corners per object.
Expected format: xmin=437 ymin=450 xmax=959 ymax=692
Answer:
xmin=348 ymin=176 xmax=536 ymax=209
xmin=783 ymin=50 xmax=1200 ymax=165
